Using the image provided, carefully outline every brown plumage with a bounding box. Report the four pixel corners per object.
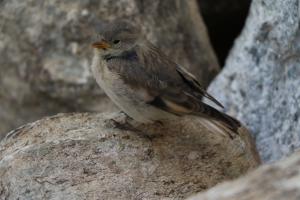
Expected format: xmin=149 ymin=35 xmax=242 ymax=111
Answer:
xmin=91 ymin=21 xmax=241 ymax=134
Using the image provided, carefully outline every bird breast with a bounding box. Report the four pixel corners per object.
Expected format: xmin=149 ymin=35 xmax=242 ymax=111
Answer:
xmin=91 ymin=52 xmax=149 ymax=121
xmin=91 ymin=52 xmax=127 ymax=104
xmin=91 ymin=52 xmax=176 ymax=123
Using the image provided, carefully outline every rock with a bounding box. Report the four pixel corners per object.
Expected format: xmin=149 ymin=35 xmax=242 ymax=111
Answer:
xmin=207 ymin=0 xmax=300 ymax=162
xmin=0 ymin=0 xmax=219 ymax=139
xmin=0 ymin=112 xmax=259 ymax=199
xmin=187 ymin=150 xmax=300 ymax=200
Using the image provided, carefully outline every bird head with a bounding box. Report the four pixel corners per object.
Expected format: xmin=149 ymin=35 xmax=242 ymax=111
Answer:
xmin=92 ymin=21 xmax=140 ymax=57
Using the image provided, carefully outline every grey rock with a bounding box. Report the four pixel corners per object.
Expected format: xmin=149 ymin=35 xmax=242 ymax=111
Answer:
xmin=0 ymin=112 xmax=260 ymax=200
xmin=187 ymin=150 xmax=300 ymax=200
xmin=207 ymin=0 xmax=300 ymax=162
xmin=0 ymin=0 xmax=219 ymax=139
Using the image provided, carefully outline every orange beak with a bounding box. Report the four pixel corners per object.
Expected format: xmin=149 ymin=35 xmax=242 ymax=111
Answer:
xmin=92 ymin=40 xmax=111 ymax=50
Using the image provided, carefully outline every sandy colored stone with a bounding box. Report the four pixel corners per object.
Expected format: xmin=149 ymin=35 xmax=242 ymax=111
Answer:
xmin=188 ymin=150 xmax=300 ymax=200
xmin=0 ymin=112 xmax=259 ymax=200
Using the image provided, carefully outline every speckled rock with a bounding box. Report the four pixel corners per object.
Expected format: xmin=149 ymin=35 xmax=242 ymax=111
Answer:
xmin=187 ymin=150 xmax=300 ymax=200
xmin=0 ymin=0 xmax=219 ymax=139
xmin=0 ymin=112 xmax=259 ymax=200
xmin=207 ymin=0 xmax=300 ymax=162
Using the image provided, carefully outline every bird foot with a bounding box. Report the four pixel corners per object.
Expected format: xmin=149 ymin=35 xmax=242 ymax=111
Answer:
xmin=104 ymin=111 xmax=140 ymax=132
xmin=153 ymin=120 xmax=164 ymax=128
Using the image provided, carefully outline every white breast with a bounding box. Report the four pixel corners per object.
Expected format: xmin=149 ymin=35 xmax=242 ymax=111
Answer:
xmin=91 ymin=52 xmax=127 ymax=110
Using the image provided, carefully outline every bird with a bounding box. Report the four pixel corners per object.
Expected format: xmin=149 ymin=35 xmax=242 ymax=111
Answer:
xmin=91 ymin=21 xmax=240 ymax=136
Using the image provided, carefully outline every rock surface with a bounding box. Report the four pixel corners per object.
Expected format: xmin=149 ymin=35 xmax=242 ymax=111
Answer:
xmin=0 ymin=112 xmax=259 ymax=200
xmin=0 ymin=0 xmax=219 ymax=139
xmin=187 ymin=150 xmax=300 ymax=200
xmin=207 ymin=0 xmax=300 ymax=162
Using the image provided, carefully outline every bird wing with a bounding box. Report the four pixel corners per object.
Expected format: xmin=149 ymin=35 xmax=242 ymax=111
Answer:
xmin=110 ymin=51 xmax=221 ymax=114
xmin=110 ymin=58 xmax=197 ymax=114
xmin=175 ymin=66 xmax=224 ymax=109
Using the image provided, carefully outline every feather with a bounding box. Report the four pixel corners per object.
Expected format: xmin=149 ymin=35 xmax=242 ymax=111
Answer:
xmin=176 ymin=66 xmax=224 ymax=109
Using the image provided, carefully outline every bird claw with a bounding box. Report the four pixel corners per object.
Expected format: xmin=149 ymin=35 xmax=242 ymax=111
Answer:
xmin=153 ymin=120 xmax=164 ymax=127
xmin=104 ymin=112 xmax=140 ymax=132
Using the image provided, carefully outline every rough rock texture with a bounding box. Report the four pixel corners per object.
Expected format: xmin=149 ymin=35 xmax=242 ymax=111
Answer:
xmin=187 ymin=150 xmax=300 ymax=200
xmin=207 ymin=0 xmax=300 ymax=162
xmin=0 ymin=112 xmax=259 ymax=200
xmin=0 ymin=0 xmax=219 ymax=139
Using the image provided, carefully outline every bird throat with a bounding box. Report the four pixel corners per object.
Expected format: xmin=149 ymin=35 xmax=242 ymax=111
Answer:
xmin=102 ymin=50 xmax=138 ymax=61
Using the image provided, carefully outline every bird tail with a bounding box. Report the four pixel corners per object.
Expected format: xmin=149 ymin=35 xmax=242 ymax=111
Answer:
xmin=194 ymin=104 xmax=241 ymax=138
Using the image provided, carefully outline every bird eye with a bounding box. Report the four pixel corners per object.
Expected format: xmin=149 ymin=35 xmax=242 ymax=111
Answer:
xmin=113 ymin=40 xmax=120 ymax=44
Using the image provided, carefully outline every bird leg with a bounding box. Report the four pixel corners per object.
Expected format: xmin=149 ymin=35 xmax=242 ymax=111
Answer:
xmin=104 ymin=111 xmax=140 ymax=132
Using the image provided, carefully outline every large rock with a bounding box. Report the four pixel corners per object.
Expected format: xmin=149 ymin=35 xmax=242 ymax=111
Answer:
xmin=0 ymin=0 xmax=219 ymax=139
xmin=188 ymin=150 xmax=300 ymax=200
xmin=207 ymin=0 xmax=300 ymax=162
xmin=0 ymin=112 xmax=259 ymax=199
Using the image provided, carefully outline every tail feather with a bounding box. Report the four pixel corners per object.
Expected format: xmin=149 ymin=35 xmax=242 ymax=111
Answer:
xmin=196 ymin=103 xmax=241 ymax=134
xmin=216 ymin=111 xmax=241 ymax=132
xmin=199 ymin=118 xmax=236 ymax=139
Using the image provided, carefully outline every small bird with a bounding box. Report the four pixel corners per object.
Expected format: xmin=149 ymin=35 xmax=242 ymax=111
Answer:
xmin=91 ymin=21 xmax=240 ymax=135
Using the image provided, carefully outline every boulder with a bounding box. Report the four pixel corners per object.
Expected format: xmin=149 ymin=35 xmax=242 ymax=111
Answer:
xmin=207 ymin=0 xmax=300 ymax=162
xmin=0 ymin=112 xmax=259 ymax=199
xmin=0 ymin=0 xmax=219 ymax=139
xmin=188 ymin=150 xmax=300 ymax=200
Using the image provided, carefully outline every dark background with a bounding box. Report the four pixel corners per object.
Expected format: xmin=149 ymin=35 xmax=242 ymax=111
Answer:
xmin=198 ymin=0 xmax=251 ymax=66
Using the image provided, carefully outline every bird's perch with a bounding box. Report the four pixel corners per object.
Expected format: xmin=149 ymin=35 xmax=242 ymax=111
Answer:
xmin=0 ymin=112 xmax=260 ymax=199
xmin=188 ymin=150 xmax=300 ymax=200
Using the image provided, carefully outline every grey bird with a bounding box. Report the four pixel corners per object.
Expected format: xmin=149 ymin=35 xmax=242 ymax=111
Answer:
xmin=91 ymin=21 xmax=240 ymax=135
